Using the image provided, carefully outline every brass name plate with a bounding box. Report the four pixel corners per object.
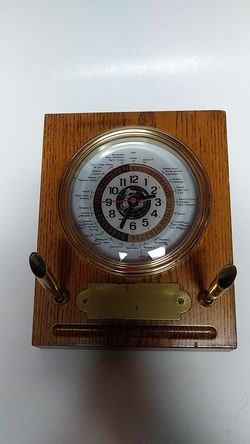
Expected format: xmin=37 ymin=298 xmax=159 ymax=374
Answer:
xmin=76 ymin=283 xmax=191 ymax=320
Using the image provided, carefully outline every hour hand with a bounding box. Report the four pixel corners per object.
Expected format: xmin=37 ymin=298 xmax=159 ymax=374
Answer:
xmin=140 ymin=194 xmax=156 ymax=201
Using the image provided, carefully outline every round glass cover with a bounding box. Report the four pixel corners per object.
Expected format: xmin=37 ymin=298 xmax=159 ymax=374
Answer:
xmin=58 ymin=127 xmax=211 ymax=275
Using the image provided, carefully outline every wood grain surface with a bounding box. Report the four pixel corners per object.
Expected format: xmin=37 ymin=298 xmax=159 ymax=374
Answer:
xmin=32 ymin=111 xmax=237 ymax=349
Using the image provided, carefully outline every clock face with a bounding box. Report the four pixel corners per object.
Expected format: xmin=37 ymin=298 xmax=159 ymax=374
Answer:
xmin=93 ymin=163 xmax=174 ymax=243
xmin=58 ymin=127 xmax=211 ymax=275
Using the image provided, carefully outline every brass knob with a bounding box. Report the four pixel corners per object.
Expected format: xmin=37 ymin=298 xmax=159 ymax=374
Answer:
xmin=199 ymin=264 xmax=237 ymax=307
xmin=29 ymin=252 xmax=69 ymax=304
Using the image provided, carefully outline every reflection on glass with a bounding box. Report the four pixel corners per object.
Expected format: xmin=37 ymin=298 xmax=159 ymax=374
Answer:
xmin=119 ymin=252 xmax=128 ymax=261
xmin=148 ymin=246 xmax=166 ymax=260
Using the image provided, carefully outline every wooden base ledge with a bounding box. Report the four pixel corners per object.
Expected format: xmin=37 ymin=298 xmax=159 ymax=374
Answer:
xmin=52 ymin=323 xmax=217 ymax=339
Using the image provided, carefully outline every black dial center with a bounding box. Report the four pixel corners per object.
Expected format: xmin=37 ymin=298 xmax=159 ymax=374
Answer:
xmin=116 ymin=186 xmax=152 ymax=220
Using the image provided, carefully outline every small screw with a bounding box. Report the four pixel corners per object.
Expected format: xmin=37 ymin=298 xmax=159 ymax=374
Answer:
xmin=178 ymin=297 xmax=185 ymax=305
xmin=82 ymin=298 xmax=89 ymax=305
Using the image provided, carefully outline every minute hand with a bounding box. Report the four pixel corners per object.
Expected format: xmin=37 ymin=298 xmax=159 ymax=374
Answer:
xmin=119 ymin=207 xmax=132 ymax=230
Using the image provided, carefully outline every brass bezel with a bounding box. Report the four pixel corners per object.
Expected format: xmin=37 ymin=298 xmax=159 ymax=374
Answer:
xmin=58 ymin=126 xmax=211 ymax=276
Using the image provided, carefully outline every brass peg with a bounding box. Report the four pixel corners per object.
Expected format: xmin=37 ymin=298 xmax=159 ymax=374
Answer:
xmin=198 ymin=264 xmax=237 ymax=307
xmin=29 ymin=252 xmax=69 ymax=305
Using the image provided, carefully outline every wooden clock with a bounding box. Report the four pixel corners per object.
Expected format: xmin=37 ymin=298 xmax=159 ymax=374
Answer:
xmin=30 ymin=111 xmax=237 ymax=349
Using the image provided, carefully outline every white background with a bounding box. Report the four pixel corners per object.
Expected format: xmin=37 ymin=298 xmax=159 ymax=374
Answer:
xmin=0 ymin=1 xmax=249 ymax=443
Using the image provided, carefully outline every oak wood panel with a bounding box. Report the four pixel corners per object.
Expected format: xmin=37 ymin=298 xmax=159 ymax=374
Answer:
xmin=32 ymin=111 xmax=237 ymax=349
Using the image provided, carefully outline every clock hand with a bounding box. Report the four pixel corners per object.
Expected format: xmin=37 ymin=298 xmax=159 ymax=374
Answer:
xmin=119 ymin=206 xmax=132 ymax=229
xmin=139 ymin=194 xmax=156 ymax=201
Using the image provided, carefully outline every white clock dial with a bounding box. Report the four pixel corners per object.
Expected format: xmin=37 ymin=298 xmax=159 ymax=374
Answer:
xmin=59 ymin=127 xmax=210 ymax=275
